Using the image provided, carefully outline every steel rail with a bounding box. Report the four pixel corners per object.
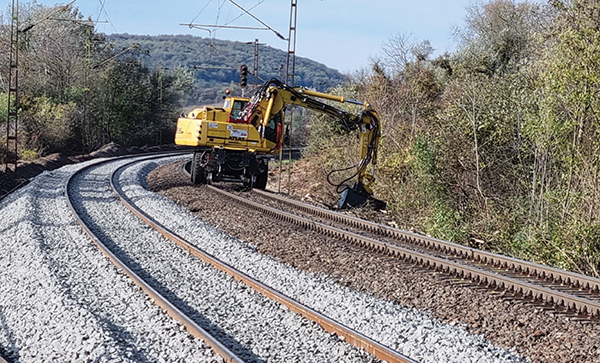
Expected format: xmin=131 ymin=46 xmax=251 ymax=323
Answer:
xmin=65 ymin=152 xmax=245 ymax=363
xmin=178 ymin=159 xmax=600 ymax=317
xmin=251 ymin=189 xmax=600 ymax=294
xmin=206 ymin=186 xmax=600 ymax=318
xmin=0 ymin=179 xmax=30 ymax=203
xmin=113 ymin=158 xmax=419 ymax=363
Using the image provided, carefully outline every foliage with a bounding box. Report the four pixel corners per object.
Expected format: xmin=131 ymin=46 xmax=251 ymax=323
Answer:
xmin=0 ymin=2 xmax=200 ymax=156
xmin=20 ymin=95 xmax=77 ymax=153
xmin=303 ymin=0 xmax=600 ymax=277
xmin=107 ymin=34 xmax=347 ymax=105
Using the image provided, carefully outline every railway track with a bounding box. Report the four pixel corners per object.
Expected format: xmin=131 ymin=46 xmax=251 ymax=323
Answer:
xmin=66 ymin=152 xmax=244 ymax=363
xmin=113 ymin=155 xmax=535 ymax=363
xmin=145 ymin=157 xmax=600 ymax=363
xmin=201 ymin=179 xmax=600 ymax=321
xmin=0 ymin=153 xmax=538 ymax=362
xmin=66 ymin=153 xmax=418 ymax=363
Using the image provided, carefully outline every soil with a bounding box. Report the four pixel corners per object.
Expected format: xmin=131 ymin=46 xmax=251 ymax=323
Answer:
xmin=147 ymin=159 xmax=600 ymax=363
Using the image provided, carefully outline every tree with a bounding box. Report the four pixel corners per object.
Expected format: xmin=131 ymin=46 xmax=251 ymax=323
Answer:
xmin=524 ymin=0 xmax=600 ymax=274
xmin=0 ymin=2 xmax=198 ymax=156
xmin=455 ymin=0 xmax=545 ymax=76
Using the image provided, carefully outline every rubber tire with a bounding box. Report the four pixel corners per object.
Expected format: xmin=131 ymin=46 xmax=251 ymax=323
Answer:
xmin=191 ymin=152 xmax=206 ymax=185
xmin=254 ymin=161 xmax=268 ymax=190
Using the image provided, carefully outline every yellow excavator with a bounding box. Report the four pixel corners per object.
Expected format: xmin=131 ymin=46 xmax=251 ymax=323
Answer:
xmin=175 ymin=78 xmax=385 ymax=209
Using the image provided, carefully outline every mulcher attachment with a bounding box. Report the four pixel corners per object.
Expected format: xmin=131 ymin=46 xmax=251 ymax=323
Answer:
xmin=337 ymin=182 xmax=386 ymax=210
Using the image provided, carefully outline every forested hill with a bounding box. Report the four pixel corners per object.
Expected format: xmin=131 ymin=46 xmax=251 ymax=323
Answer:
xmin=107 ymin=34 xmax=347 ymax=104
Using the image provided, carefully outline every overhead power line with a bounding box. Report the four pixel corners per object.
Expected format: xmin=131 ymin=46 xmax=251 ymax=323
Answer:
xmin=182 ymin=23 xmax=268 ymax=31
xmin=190 ymin=0 xmax=213 ymax=24
xmin=227 ymin=0 xmax=286 ymax=40
xmin=223 ymin=0 xmax=266 ymax=27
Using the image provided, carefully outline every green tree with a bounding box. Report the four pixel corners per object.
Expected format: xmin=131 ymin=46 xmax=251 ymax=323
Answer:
xmin=0 ymin=2 xmax=198 ymax=156
xmin=525 ymin=0 xmax=600 ymax=274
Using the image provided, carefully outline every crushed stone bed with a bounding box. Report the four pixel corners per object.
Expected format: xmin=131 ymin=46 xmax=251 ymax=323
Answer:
xmin=148 ymin=159 xmax=600 ymax=363
xmin=1 ymin=153 xmax=595 ymax=363
xmin=126 ymin=158 xmax=529 ymax=363
xmin=0 ymin=157 xmax=218 ymax=363
xmin=84 ymin=156 xmax=378 ymax=363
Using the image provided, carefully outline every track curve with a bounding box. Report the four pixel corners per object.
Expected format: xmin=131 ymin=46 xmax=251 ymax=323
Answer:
xmin=65 ymin=152 xmax=244 ymax=363
xmin=180 ymin=158 xmax=600 ymax=320
xmin=221 ymin=186 xmax=600 ymax=319
xmin=111 ymin=156 xmax=418 ymax=363
xmin=65 ymin=152 xmax=417 ymax=363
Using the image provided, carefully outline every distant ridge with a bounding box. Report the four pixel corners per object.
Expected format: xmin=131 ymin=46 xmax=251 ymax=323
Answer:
xmin=107 ymin=34 xmax=347 ymax=104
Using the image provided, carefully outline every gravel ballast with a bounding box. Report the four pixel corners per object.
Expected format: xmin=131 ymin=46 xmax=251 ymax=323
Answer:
xmin=70 ymin=156 xmax=379 ymax=363
xmin=2 ymin=153 xmax=595 ymax=363
xmin=123 ymin=156 xmax=530 ymax=363
xmin=0 ymin=159 xmax=219 ymax=362
xmin=148 ymin=158 xmax=600 ymax=363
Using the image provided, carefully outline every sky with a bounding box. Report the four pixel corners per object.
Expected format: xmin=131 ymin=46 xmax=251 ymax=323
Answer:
xmin=14 ymin=0 xmax=476 ymax=73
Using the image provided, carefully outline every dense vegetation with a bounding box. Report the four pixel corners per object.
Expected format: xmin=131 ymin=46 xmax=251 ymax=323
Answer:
xmin=107 ymin=33 xmax=346 ymax=105
xmin=306 ymin=0 xmax=600 ymax=277
xmin=0 ymin=2 xmax=196 ymax=156
xmin=2 ymin=0 xmax=600 ymax=277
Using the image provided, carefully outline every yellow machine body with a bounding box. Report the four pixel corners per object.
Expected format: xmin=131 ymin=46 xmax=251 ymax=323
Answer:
xmin=175 ymin=97 xmax=277 ymax=153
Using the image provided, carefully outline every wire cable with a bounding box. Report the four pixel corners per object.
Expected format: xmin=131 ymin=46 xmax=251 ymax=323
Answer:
xmin=223 ymin=0 xmax=266 ymax=26
xmin=213 ymin=0 xmax=226 ymax=38
xmin=96 ymin=0 xmax=106 ymax=23
xmin=94 ymin=0 xmax=117 ymax=33
xmin=228 ymin=0 xmax=285 ymax=39
xmin=190 ymin=0 xmax=213 ymax=24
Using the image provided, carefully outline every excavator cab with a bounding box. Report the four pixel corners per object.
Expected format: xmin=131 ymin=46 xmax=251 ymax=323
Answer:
xmin=223 ymin=97 xmax=250 ymax=123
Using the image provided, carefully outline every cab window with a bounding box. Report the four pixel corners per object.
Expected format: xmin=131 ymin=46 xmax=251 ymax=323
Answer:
xmin=264 ymin=111 xmax=282 ymax=143
xmin=230 ymin=100 xmax=249 ymax=119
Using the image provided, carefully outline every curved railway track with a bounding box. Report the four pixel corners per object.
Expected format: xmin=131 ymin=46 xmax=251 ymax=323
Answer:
xmin=181 ymin=161 xmax=600 ymax=320
xmin=66 ymin=152 xmax=244 ymax=363
xmin=112 ymin=157 xmax=417 ymax=362
xmin=66 ymin=153 xmax=418 ymax=363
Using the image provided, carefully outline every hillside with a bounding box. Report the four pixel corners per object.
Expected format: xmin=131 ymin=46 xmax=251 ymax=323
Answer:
xmin=107 ymin=34 xmax=347 ymax=105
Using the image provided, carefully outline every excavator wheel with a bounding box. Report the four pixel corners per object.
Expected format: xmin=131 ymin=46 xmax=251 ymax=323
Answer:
xmin=191 ymin=151 xmax=206 ymax=185
xmin=254 ymin=160 xmax=268 ymax=190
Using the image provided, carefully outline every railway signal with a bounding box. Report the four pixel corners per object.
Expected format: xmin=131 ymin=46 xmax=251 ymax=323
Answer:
xmin=240 ymin=64 xmax=248 ymax=88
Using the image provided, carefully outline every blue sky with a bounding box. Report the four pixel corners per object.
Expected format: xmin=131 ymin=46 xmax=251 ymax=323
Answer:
xmin=17 ymin=0 xmax=476 ymax=73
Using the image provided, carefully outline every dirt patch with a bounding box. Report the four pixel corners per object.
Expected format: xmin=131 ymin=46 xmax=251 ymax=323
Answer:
xmin=266 ymin=158 xmax=401 ymax=228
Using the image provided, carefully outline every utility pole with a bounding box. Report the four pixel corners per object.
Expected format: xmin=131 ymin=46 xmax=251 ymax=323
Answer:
xmin=4 ymin=0 xmax=19 ymax=175
xmin=252 ymin=38 xmax=259 ymax=87
xmin=285 ymin=0 xmax=297 ymax=87
xmin=279 ymin=0 xmax=298 ymax=194
xmin=82 ymin=26 xmax=92 ymax=153
xmin=245 ymin=38 xmax=265 ymax=89
xmin=158 ymin=66 xmax=164 ymax=145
